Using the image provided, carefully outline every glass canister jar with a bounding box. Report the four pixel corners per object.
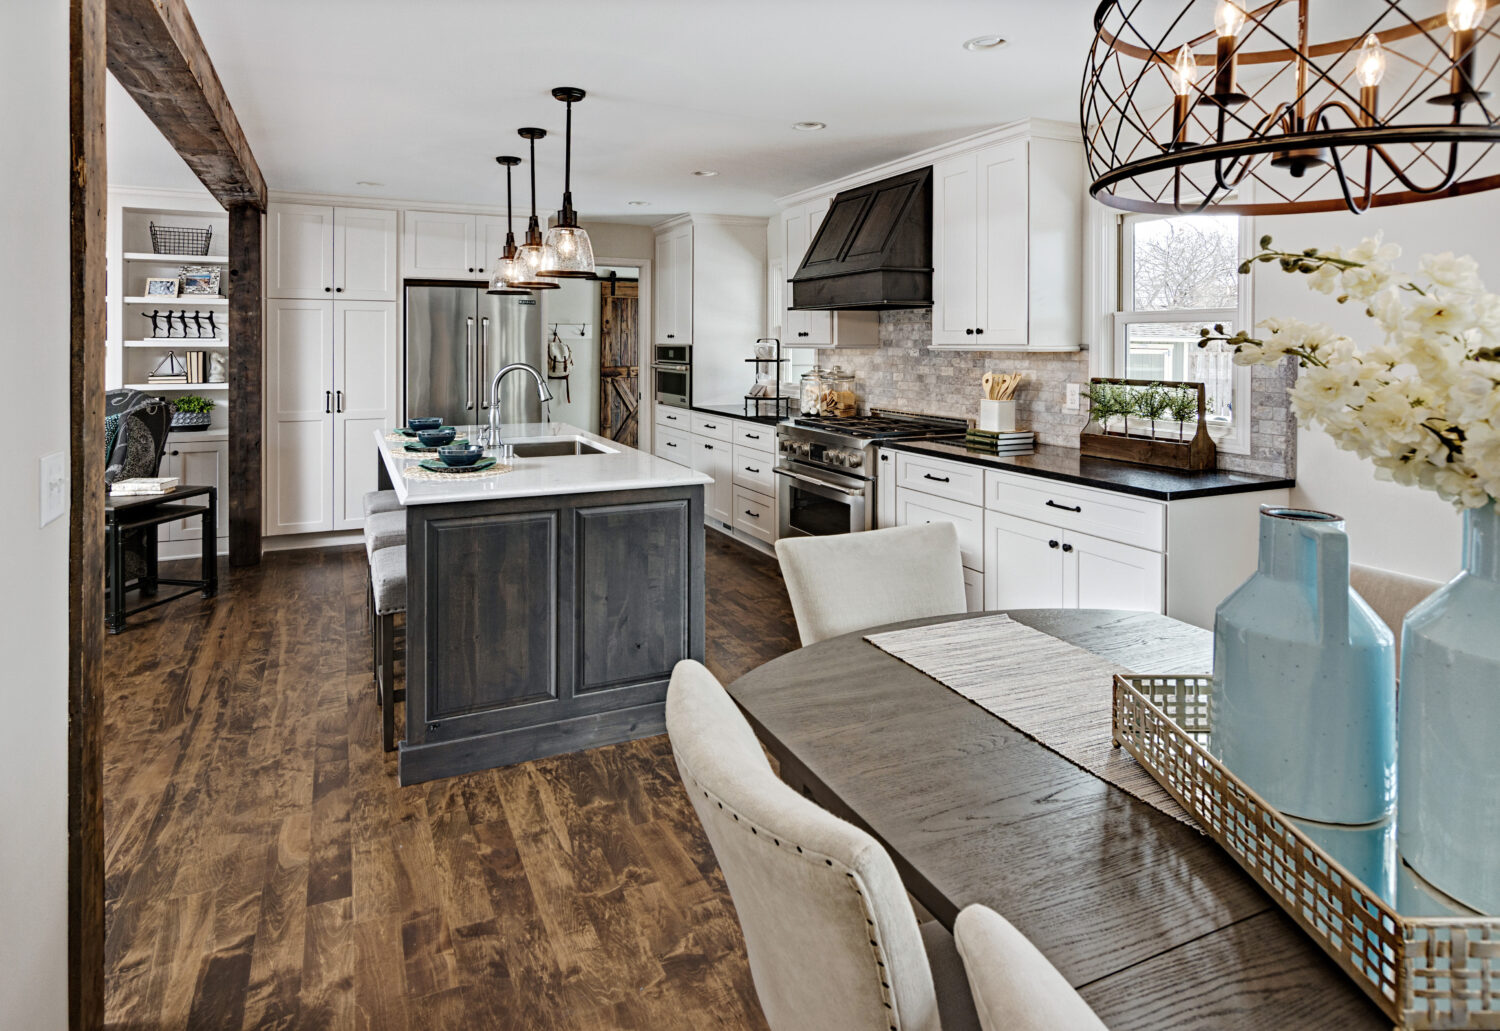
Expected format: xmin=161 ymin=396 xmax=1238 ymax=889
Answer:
xmin=821 ymin=366 xmax=857 ymax=417
xmin=800 ymin=367 xmax=826 ymax=415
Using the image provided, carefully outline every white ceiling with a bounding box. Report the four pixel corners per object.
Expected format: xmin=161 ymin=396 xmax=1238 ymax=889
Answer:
xmin=107 ymin=0 xmax=1101 ymax=217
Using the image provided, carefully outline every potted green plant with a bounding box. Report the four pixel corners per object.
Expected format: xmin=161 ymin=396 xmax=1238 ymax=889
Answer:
xmin=1165 ymin=386 xmax=1199 ymax=440
xmin=1133 ymin=382 xmax=1171 ymax=439
xmin=170 ymin=394 xmax=216 ymax=431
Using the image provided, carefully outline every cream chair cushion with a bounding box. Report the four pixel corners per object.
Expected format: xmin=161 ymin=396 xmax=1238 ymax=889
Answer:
xmin=953 ymin=905 xmax=1107 ymax=1031
xmin=364 ymin=509 xmax=407 ymax=561
xmin=775 ymin=522 xmax=968 ymax=646
xmin=667 ymin=660 xmax=952 ymax=1031
xmin=363 ymin=489 xmax=402 ymax=517
xmin=1350 ymin=564 xmax=1441 ymax=659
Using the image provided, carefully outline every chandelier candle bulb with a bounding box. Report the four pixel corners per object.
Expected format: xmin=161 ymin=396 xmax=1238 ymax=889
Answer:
xmin=1356 ymin=34 xmax=1386 ymax=126
xmin=1211 ymin=1 xmax=1248 ymax=103
xmin=1171 ymin=44 xmax=1197 ymax=147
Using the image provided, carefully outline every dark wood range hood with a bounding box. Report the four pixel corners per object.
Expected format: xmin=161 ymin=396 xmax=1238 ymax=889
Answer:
xmin=789 ymin=166 xmax=932 ymax=311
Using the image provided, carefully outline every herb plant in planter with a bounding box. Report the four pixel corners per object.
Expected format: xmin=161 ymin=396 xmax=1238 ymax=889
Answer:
xmin=170 ymin=394 xmax=216 ymax=431
xmin=1132 ymin=382 xmax=1172 ymax=439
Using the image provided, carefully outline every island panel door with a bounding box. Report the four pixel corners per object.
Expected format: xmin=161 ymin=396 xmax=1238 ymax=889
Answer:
xmin=575 ymin=499 xmax=692 ymax=693
xmin=424 ymin=510 xmax=559 ymax=720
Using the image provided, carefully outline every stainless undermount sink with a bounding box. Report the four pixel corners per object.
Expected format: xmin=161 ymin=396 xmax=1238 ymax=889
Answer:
xmin=504 ymin=436 xmax=612 ymax=458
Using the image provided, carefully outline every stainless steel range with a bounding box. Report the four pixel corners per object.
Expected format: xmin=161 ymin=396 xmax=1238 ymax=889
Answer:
xmin=776 ymin=409 xmax=968 ymax=538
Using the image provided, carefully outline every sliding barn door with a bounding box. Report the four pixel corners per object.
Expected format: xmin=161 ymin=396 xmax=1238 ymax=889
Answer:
xmin=599 ymin=279 xmax=639 ymax=447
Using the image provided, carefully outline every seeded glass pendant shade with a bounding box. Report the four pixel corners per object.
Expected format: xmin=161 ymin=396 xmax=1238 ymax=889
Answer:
xmin=539 ymin=87 xmax=596 ymax=278
xmin=487 ymin=155 xmax=531 ymax=295
xmin=507 ymin=127 xmax=559 ymax=291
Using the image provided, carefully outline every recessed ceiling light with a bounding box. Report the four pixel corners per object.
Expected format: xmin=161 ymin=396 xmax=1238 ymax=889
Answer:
xmin=963 ymin=35 xmax=1007 ymax=51
xmin=792 ymin=121 xmax=827 ymax=132
xmin=692 ymin=170 xmax=719 ymax=177
xmin=355 ymin=180 xmax=383 ymax=187
xmin=628 ymin=200 xmax=650 ymax=206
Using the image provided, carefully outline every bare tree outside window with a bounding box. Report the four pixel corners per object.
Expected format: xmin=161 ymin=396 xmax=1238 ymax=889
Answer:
xmin=1130 ymin=215 xmax=1239 ymax=311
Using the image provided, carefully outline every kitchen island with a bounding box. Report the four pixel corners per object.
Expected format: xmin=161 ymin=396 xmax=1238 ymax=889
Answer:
xmin=375 ymin=423 xmax=710 ymax=785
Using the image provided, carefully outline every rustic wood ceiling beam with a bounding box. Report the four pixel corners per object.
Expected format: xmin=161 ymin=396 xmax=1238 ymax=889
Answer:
xmin=105 ymin=0 xmax=267 ymax=210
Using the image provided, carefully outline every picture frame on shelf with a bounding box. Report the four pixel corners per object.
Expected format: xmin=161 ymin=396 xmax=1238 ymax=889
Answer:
xmin=145 ymin=277 xmax=179 ymax=297
xmin=179 ymin=266 xmax=221 ymax=296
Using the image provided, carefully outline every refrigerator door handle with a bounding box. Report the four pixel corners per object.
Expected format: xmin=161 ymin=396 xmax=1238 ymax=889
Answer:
xmin=479 ymin=316 xmax=491 ymax=409
xmin=465 ymin=317 xmax=475 ymax=411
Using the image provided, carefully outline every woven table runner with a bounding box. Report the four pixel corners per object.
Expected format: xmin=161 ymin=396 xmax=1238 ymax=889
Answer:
xmin=864 ymin=614 xmax=1194 ymax=827
xmin=402 ymin=461 xmax=512 ymax=483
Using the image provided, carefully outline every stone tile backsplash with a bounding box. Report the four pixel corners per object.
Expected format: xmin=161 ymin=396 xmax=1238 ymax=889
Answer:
xmin=825 ymin=309 xmax=1294 ymax=479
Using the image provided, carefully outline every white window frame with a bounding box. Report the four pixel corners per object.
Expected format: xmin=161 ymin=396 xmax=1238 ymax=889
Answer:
xmin=1090 ymin=207 xmax=1255 ymax=456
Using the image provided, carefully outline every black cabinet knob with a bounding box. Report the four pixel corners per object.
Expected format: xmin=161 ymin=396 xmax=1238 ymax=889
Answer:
xmin=324 ymin=286 xmax=332 ymax=293
xmin=975 ymin=328 xmax=984 ymax=335
xmin=335 ymin=287 xmax=343 ymax=293
xmin=1062 ymin=543 xmax=1074 ymax=553
xmin=468 ymin=267 xmax=475 ymax=273
xmin=1048 ymin=540 xmax=1060 ymax=549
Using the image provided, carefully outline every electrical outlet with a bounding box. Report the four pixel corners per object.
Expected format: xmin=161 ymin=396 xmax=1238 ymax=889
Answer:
xmin=40 ymin=451 xmax=67 ymax=528
xmin=1064 ymin=383 xmax=1082 ymax=412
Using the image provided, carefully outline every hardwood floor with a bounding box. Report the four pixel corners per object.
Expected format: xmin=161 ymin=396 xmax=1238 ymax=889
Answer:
xmin=103 ymin=531 xmax=799 ymax=1030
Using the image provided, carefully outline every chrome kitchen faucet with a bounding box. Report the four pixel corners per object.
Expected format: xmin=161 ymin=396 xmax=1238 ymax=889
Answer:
xmin=483 ymin=363 xmax=554 ymax=451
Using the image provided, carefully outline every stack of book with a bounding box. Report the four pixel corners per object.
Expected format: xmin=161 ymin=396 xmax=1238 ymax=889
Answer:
xmin=147 ymin=372 xmax=188 ymax=385
xmin=965 ymin=428 xmax=1035 ymax=454
xmin=185 ymin=350 xmax=207 ymax=383
xmin=111 ymin=476 xmax=179 ymax=496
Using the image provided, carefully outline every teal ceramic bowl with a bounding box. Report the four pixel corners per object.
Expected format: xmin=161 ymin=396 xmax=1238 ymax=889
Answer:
xmin=437 ymin=444 xmax=484 ymax=467
xmin=407 ymin=416 xmax=442 ymax=432
xmin=417 ymin=427 xmax=457 ymax=448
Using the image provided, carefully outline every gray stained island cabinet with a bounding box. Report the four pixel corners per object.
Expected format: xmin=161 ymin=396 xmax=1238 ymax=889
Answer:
xmin=375 ymin=425 xmax=709 ymax=784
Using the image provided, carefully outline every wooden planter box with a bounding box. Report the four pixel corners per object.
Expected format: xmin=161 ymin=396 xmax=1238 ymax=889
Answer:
xmin=1079 ymin=378 xmax=1217 ymax=472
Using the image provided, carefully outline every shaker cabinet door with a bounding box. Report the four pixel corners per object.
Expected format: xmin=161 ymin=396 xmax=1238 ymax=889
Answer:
xmin=334 ymin=206 xmax=398 ymax=301
xmin=333 ymin=302 xmax=399 ymax=531
xmin=266 ymin=203 xmax=334 ymax=299
xmin=930 ymin=154 xmax=979 ymax=346
xmin=266 ymin=299 xmax=335 ymax=535
xmin=984 ymin=511 xmax=1065 ymax=610
xmin=1068 ymin=531 xmax=1165 ymax=614
xmin=403 ymin=210 xmax=478 ymax=279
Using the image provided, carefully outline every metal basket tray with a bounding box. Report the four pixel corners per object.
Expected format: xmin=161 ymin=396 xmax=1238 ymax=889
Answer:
xmin=1112 ymin=674 xmax=1500 ymax=1030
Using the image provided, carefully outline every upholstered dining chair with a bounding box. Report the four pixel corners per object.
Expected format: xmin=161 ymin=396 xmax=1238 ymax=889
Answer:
xmin=665 ymin=660 xmax=1108 ymax=1031
xmin=775 ymin=522 xmax=968 ymax=647
xmin=1350 ymin=564 xmax=1442 ymax=661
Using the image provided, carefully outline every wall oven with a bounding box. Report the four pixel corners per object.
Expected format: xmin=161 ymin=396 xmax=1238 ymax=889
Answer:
xmin=652 ymin=344 xmax=691 ymax=408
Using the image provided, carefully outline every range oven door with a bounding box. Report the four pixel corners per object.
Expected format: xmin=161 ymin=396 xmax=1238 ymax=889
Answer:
xmin=776 ymin=464 xmax=870 ymax=538
xmin=653 ymin=363 xmax=690 ymax=407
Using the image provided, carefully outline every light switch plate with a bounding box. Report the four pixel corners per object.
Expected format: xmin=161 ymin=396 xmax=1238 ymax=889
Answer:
xmin=1064 ymin=383 xmax=1082 ymax=412
xmin=40 ymin=451 xmax=67 ymax=528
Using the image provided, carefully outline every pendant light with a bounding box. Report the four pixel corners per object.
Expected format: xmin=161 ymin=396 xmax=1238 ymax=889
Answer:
xmin=508 ymin=127 xmax=559 ymax=291
xmin=487 ymin=155 xmax=531 ymax=295
xmin=539 ymin=86 xmax=596 ymax=278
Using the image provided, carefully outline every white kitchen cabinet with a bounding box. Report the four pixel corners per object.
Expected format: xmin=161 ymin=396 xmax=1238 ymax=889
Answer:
xmin=655 ymin=407 xmax=689 ymax=433
xmin=984 ymin=511 xmax=1067 ymax=609
xmin=982 ymin=511 xmax=1163 ymax=614
xmin=896 ymin=451 xmax=985 ymax=507
xmin=734 ymin=486 xmax=776 ymax=544
xmin=265 ymin=297 xmax=398 ymax=536
xmin=332 ymin=302 xmax=400 ymax=530
xmin=962 ymin=568 xmax=984 ymax=614
xmin=876 ymin=448 xmax=898 ymax=529
xmin=930 ymin=134 xmax=1084 ymax=351
xmin=691 ymin=436 xmax=734 ymax=526
xmin=653 ymin=424 xmax=691 ymax=465
xmin=732 ymin=444 xmax=776 ymax=497
xmin=476 ymin=216 xmax=511 ymax=277
xmin=157 ymin=437 xmax=229 ymax=542
xmin=268 ymin=204 xmax=397 ymax=301
xmin=654 ymin=224 xmax=693 ymax=345
xmin=403 ymin=209 xmax=479 ymax=279
xmin=1071 ymin=531 xmax=1165 ymax=612
xmin=895 ymin=489 xmax=984 ymax=572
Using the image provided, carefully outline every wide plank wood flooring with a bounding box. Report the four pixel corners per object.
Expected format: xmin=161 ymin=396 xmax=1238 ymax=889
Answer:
xmin=103 ymin=531 xmax=800 ymax=1030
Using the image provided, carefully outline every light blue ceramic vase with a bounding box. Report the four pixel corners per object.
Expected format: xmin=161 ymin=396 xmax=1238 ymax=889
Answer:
xmin=1212 ymin=507 xmax=1397 ymax=825
xmin=1398 ymin=499 xmax=1500 ymax=915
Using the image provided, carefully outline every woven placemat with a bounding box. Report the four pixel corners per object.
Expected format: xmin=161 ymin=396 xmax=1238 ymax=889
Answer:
xmin=402 ymin=461 xmax=512 ymax=483
xmin=865 ymin=614 xmax=1195 ymax=827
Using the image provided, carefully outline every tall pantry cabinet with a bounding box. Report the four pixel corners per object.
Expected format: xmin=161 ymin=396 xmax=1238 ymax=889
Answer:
xmin=265 ymin=204 xmax=400 ymax=535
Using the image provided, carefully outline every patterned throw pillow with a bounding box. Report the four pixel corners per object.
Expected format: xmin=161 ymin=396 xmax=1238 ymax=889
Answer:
xmin=104 ymin=412 xmax=121 ymax=466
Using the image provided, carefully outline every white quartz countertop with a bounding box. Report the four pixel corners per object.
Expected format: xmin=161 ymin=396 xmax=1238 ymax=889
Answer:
xmin=377 ymin=422 xmax=711 ymax=506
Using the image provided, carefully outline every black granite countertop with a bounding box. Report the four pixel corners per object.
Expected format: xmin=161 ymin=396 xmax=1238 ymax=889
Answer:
xmin=882 ymin=439 xmax=1294 ymax=501
xmin=685 ymin=402 xmax=785 ymax=425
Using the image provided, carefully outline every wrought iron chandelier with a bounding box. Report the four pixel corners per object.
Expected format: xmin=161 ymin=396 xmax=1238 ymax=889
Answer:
xmin=1083 ymin=0 xmax=1500 ymax=214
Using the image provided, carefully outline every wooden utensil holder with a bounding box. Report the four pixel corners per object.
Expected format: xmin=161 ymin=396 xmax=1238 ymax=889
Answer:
xmin=1079 ymin=377 xmax=1216 ymax=471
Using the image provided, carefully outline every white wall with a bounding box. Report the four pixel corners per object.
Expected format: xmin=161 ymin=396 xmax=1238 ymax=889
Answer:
xmin=0 ymin=3 xmax=73 ymax=1027
xmin=1253 ymin=193 xmax=1500 ymax=582
xmin=542 ymin=279 xmax=600 ymax=432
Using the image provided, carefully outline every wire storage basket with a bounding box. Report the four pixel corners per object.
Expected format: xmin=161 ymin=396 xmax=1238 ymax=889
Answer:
xmin=149 ymin=222 xmax=213 ymax=256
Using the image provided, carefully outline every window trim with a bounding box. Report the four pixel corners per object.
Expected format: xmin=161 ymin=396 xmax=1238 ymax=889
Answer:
xmin=1094 ymin=209 xmax=1256 ymax=456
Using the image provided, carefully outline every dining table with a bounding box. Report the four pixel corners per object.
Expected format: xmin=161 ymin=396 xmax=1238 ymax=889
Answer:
xmin=725 ymin=609 xmax=1388 ymax=1029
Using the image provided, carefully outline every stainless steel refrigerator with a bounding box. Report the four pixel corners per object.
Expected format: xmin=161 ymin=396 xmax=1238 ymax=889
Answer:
xmin=404 ymin=284 xmax=545 ymax=427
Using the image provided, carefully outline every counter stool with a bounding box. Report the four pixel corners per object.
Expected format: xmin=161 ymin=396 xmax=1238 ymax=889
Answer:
xmin=364 ymin=509 xmax=407 ymax=637
xmin=363 ymin=489 xmax=401 ymax=518
xmin=370 ymin=544 xmax=407 ymax=752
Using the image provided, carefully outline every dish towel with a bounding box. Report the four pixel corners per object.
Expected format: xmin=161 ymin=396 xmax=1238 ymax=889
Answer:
xmin=864 ymin=613 xmax=1194 ymax=827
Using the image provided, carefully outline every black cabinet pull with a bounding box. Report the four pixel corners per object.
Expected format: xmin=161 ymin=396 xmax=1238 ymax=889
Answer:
xmin=704 ymin=444 xmax=714 ymax=450
xmin=704 ymin=423 xmax=717 ymax=429
xmin=745 ymin=466 xmax=760 ymax=474
xmin=324 ymin=390 xmax=332 ymax=414
xmin=665 ymin=442 xmax=676 ymax=448
xmin=743 ymin=510 xmax=759 ymax=519
xmin=965 ymin=328 xmax=974 ymax=335
xmin=924 ymin=473 xmax=950 ymax=483
xmin=745 ymin=432 xmax=760 ymax=440
xmin=975 ymin=327 xmax=984 ymax=335
xmin=1046 ymin=500 xmax=1082 ymax=513
xmin=1062 ymin=543 xmax=1075 ymax=553
xmin=1048 ymin=540 xmax=1060 ymax=549
xmin=667 ymin=333 xmax=675 ymax=339
xmin=336 ymin=390 xmax=344 ymax=413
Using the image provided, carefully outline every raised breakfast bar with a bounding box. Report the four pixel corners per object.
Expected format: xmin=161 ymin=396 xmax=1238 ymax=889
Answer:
xmin=375 ymin=423 xmax=710 ymax=784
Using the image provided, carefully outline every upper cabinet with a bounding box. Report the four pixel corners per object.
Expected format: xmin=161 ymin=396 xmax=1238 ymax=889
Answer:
xmin=779 ymin=198 xmax=878 ymax=350
xmin=401 ymin=210 xmax=512 ymax=280
xmin=268 ymin=204 xmax=397 ymax=301
xmin=930 ymin=134 xmax=1084 ymax=351
xmin=654 ymin=223 xmax=694 ymax=345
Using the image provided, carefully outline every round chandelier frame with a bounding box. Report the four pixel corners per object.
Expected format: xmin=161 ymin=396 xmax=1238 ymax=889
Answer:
xmin=1083 ymin=0 xmax=1500 ymax=215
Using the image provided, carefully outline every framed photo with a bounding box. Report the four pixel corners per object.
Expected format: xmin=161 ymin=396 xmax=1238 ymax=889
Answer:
xmin=180 ymin=269 xmax=220 ymax=296
xmin=145 ymin=277 xmax=180 ymax=297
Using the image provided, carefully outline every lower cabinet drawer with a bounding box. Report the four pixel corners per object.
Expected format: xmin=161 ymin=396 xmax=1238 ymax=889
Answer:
xmin=984 ymin=470 xmax=1165 ymax=552
xmin=691 ymin=412 xmax=735 ymax=442
xmin=963 ymin=567 xmax=983 ymax=613
xmin=733 ymin=487 xmax=775 ymax=544
xmin=732 ymin=444 xmax=776 ymax=495
xmin=896 ymin=452 xmax=986 ymax=507
xmin=734 ymin=421 xmax=775 ymax=450
xmin=895 ymin=487 xmax=984 ymax=572
xmin=654 ymin=425 xmax=692 ymax=465
xmin=655 ymin=406 xmax=689 ymax=433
